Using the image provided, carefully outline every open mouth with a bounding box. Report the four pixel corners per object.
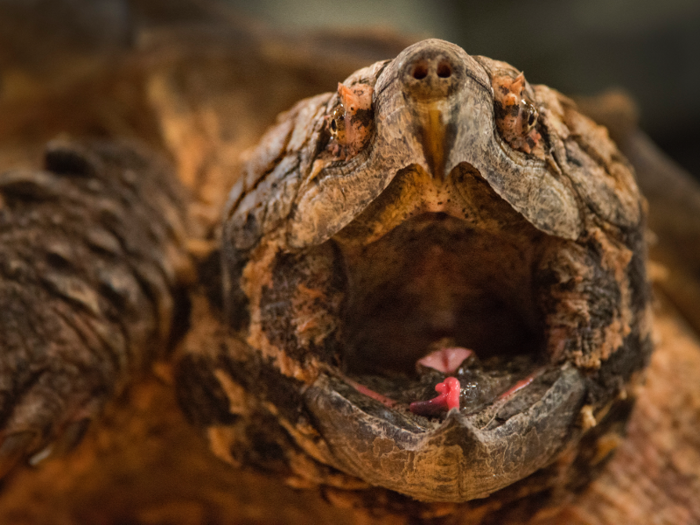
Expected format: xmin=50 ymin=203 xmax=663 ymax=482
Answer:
xmin=332 ymin=164 xmax=553 ymax=421
xmin=248 ymin=160 xmax=590 ymax=502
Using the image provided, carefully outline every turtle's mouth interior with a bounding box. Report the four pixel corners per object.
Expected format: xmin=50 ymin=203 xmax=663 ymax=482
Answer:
xmin=325 ymin=164 xmax=561 ymax=418
xmin=341 ymin=212 xmax=543 ymax=377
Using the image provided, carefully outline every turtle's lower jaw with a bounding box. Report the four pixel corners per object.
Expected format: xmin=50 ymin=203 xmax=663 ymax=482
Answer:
xmin=305 ymin=368 xmax=585 ymax=502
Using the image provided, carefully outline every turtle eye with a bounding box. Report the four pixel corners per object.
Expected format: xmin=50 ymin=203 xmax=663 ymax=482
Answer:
xmin=522 ymin=101 xmax=538 ymax=132
xmin=329 ymin=105 xmax=346 ymax=142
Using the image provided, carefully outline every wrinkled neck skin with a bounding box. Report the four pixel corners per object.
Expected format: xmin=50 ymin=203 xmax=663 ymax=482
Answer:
xmin=215 ymin=39 xmax=652 ymax=507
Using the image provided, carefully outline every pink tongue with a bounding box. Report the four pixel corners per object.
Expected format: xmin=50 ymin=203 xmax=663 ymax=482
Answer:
xmin=417 ymin=347 xmax=473 ymax=374
xmin=409 ymin=377 xmax=461 ymax=416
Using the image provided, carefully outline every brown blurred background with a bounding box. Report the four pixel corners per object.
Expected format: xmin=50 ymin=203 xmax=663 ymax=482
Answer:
xmin=1 ymin=0 xmax=699 ymax=177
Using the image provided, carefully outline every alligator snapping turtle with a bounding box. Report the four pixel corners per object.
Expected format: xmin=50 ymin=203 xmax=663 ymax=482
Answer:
xmin=212 ymin=38 xmax=650 ymax=502
xmin=1 ymin=19 xmax=699 ymax=524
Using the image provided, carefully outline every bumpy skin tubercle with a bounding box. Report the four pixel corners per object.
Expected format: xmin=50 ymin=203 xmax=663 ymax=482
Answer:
xmin=492 ymin=72 xmax=543 ymax=156
xmin=327 ymin=82 xmax=374 ymax=158
xmin=183 ymin=39 xmax=651 ymax=506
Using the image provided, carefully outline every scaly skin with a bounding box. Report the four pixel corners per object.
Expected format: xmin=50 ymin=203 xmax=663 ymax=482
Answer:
xmin=0 ymin=140 xmax=190 ymax=473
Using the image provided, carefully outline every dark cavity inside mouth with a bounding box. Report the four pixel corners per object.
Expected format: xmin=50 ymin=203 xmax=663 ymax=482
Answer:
xmin=339 ymin=212 xmax=544 ymax=377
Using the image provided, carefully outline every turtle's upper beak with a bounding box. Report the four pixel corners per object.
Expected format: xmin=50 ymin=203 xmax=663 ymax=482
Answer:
xmin=398 ymin=45 xmax=464 ymax=179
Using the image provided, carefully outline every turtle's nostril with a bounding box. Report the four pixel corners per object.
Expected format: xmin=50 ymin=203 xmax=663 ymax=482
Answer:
xmin=410 ymin=60 xmax=453 ymax=82
xmin=437 ymin=61 xmax=452 ymax=78
xmin=412 ymin=62 xmax=428 ymax=80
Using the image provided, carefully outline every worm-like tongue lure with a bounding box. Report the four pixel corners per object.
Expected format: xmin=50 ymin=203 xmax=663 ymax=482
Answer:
xmin=409 ymin=377 xmax=461 ymax=416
